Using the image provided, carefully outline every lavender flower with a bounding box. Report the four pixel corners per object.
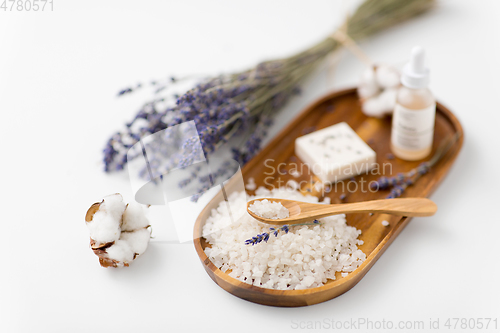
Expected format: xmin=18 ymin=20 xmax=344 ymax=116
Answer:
xmin=373 ymin=163 xmax=431 ymax=199
xmin=188 ymin=161 xmax=234 ymax=202
xmin=371 ymin=133 xmax=460 ymax=198
xmin=103 ymin=0 xmax=436 ymax=200
xmin=245 ymin=220 xmax=320 ymax=246
xmin=387 ymin=185 xmax=405 ymax=199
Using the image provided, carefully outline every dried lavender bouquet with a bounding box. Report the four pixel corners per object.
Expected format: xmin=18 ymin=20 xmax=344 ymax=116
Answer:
xmin=103 ymin=0 xmax=435 ymax=195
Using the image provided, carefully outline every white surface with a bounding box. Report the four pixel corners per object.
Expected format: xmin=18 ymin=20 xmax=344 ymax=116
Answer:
xmin=295 ymin=122 xmax=376 ymax=182
xmin=1 ymin=0 xmax=500 ymax=332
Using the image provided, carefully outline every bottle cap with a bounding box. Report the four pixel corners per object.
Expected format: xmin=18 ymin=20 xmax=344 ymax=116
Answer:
xmin=401 ymin=46 xmax=430 ymax=89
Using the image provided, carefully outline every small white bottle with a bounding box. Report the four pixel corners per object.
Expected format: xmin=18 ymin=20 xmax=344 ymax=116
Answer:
xmin=391 ymin=46 xmax=436 ymax=160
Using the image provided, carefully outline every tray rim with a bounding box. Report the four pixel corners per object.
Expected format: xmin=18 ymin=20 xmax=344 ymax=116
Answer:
xmin=193 ymin=87 xmax=464 ymax=306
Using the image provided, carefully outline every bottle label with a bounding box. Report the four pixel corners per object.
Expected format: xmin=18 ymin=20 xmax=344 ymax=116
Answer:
xmin=391 ymin=103 xmax=436 ymax=150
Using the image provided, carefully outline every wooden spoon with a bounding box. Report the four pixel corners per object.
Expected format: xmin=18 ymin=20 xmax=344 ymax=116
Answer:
xmin=247 ymin=197 xmax=437 ymax=225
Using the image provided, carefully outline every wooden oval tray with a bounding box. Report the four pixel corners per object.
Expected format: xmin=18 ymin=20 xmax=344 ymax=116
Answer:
xmin=193 ymin=88 xmax=463 ymax=307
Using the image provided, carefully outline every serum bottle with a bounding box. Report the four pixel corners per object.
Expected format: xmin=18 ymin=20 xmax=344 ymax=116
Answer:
xmin=391 ymin=46 xmax=436 ymax=160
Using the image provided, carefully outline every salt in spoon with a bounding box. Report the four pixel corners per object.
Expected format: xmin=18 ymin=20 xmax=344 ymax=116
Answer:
xmin=247 ymin=197 xmax=437 ymax=225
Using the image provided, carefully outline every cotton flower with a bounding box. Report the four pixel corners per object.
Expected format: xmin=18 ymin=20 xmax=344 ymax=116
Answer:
xmin=86 ymin=193 xmax=125 ymax=248
xmin=85 ymin=194 xmax=151 ymax=268
xmin=358 ymin=64 xmax=400 ymax=118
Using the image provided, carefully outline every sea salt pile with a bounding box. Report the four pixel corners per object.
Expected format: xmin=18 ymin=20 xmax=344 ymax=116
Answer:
xmin=248 ymin=199 xmax=289 ymax=219
xmin=203 ymin=187 xmax=366 ymax=290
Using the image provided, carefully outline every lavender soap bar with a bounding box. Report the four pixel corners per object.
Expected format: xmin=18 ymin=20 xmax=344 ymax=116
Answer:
xmin=295 ymin=122 xmax=376 ymax=183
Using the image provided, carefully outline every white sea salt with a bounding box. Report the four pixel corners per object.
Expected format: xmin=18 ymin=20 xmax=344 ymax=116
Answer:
xmin=203 ymin=187 xmax=366 ymax=290
xmin=248 ymin=199 xmax=289 ymax=219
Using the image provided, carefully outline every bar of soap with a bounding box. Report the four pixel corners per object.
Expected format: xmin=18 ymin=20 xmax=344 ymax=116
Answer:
xmin=295 ymin=122 xmax=376 ymax=182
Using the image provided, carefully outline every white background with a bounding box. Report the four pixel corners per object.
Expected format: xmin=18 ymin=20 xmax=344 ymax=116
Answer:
xmin=1 ymin=0 xmax=500 ymax=332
